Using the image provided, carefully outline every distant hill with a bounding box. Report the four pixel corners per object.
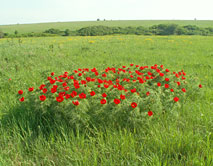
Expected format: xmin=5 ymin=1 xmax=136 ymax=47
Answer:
xmin=0 ymin=20 xmax=213 ymax=34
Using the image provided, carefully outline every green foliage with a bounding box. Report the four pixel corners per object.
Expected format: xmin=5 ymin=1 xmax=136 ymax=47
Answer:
xmin=0 ymin=30 xmax=4 ymax=38
xmin=0 ymin=36 xmax=212 ymax=165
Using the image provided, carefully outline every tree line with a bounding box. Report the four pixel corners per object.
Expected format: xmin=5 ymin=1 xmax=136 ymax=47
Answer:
xmin=1 ymin=24 xmax=213 ymax=38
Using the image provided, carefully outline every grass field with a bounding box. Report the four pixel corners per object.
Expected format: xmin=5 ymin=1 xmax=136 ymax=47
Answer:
xmin=1 ymin=20 xmax=213 ymax=34
xmin=0 ymin=35 xmax=213 ymax=165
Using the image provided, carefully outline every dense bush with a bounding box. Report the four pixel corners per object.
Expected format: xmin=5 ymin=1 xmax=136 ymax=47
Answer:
xmin=0 ymin=30 xmax=4 ymax=38
xmin=2 ymin=24 xmax=213 ymax=38
xmin=17 ymin=64 xmax=202 ymax=130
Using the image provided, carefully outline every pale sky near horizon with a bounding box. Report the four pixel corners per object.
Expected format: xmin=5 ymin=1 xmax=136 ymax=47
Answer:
xmin=1 ymin=0 xmax=213 ymax=25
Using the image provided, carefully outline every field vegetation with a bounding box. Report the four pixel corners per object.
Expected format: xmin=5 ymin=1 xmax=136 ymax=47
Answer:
xmin=0 ymin=35 xmax=212 ymax=165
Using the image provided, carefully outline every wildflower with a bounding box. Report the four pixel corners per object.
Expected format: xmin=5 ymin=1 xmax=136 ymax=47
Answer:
xmin=56 ymin=96 xmax=64 ymax=102
xmin=72 ymin=100 xmax=80 ymax=106
xmin=165 ymin=84 xmax=169 ymax=88
xmin=79 ymin=93 xmax=86 ymax=99
xmin=28 ymin=87 xmax=34 ymax=92
xmin=199 ymin=84 xmax=202 ymax=88
xmin=182 ymin=88 xmax=186 ymax=92
xmin=173 ymin=97 xmax=179 ymax=102
xmin=100 ymin=99 xmax=107 ymax=104
xmin=19 ymin=97 xmax=24 ymax=102
xmin=131 ymin=102 xmax=137 ymax=108
xmin=157 ymin=82 xmax=161 ymax=87
xmin=40 ymin=95 xmax=46 ymax=101
xmin=148 ymin=111 xmax=153 ymax=116
xmin=120 ymin=94 xmax=126 ymax=100
xmin=90 ymin=91 xmax=96 ymax=96
xmin=102 ymin=93 xmax=107 ymax=98
xmin=114 ymin=98 xmax=121 ymax=104
xmin=18 ymin=90 xmax=23 ymax=95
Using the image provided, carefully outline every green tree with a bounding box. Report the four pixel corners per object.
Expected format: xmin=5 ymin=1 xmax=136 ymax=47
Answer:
xmin=64 ymin=29 xmax=71 ymax=36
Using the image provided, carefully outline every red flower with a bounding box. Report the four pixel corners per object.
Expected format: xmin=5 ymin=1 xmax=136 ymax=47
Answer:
xmin=39 ymin=84 xmax=45 ymax=90
xmin=51 ymin=72 xmax=55 ymax=76
xmin=114 ymin=98 xmax=121 ymax=104
xmin=148 ymin=111 xmax=153 ymax=116
xmin=170 ymin=89 xmax=174 ymax=92
xmin=19 ymin=97 xmax=24 ymax=102
xmin=165 ymin=69 xmax=170 ymax=72
xmin=51 ymin=88 xmax=57 ymax=93
xmin=159 ymin=73 xmax=164 ymax=77
xmin=104 ymin=84 xmax=109 ymax=88
xmin=102 ymin=73 xmax=107 ymax=77
xmin=165 ymin=84 xmax=169 ymax=88
xmin=131 ymin=102 xmax=137 ymax=108
xmin=18 ymin=90 xmax=23 ymax=95
xmin=120 ymin=94 xmax=126 ymax=100
xmin=50 ymin=79 xmax=56 ymax=84
xmin=199 ymin=84 xmax=202 ymax=88
xmin=182 ymin=88 xmax=186 ymax=92
xmin=157 ymin=82 xmax=161 ymax=87
xmin=42 ymin=88 xmax=47 ymax=93
xmin=130 ymin=64 xmax=134 ymax=66
xmin=90 ymin=91 xmax=96 ymax=96
xmin=72 ymin=100 xmax=80 ymax=106
xmin=131 ymin=88 xmax=136 ymax=93
xmin=79 ymin=93 xmax=86 ymax=99
xmin=65 ymin=94 xmax=70 ymax=99
xmin=39 ymin=95 xmax=46 ymax=101
xmin=71 ymin=91 xmax=77 ymax=97
xmin=100 ymin=99 xmax=107 ymax=104
xmin=146 ymin=91 xmax=150 ymax=96
xmin=64 ymin=87 xmax=69 ymax=91
xmin=28 ymin=87 xmax=34 ymax=92
xmin=56 ymin=96 xmax=64 ymax=102
xmin=165 ymin=78 xmax=169 ymax=81
xmin=62 ymin=82 xmax=67 ymax=87
xmin=177 ymin=82 xmax=181 ymax=86
xmin=102 ymin=93 xmax=107 ymax=98
xmin=173 ymin=97 xmax=179 ymax=102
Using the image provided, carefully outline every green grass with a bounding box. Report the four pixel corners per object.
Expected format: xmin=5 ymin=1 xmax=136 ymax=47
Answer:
xmin=0 ymin=35 xmax=213 ymax=165
xmin=1 ymin=20 xmax=213 ymax=34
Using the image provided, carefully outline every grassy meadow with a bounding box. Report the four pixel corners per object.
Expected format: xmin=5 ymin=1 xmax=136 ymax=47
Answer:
xmin=0 ymin=35 xmax=213 ymax=165
xmin=1 ymin=20 xmax=213 ymax=34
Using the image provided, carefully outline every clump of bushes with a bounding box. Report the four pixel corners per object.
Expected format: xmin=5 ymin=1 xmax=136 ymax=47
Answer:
xmin=2 ymin=24 xmax=213 ymax=38
xmin=16 ymin=64 xmax=202 ymax=131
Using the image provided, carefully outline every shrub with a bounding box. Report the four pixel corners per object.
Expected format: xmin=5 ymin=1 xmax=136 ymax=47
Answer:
xmin=0 ymin=30 xmax=4 ymax=38
xmin=17 ymin=64 xmax=202 ymax=130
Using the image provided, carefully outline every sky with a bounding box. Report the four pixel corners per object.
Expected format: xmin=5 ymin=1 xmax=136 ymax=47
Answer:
xmin=1 ymin=0 xmax=213 ymax=25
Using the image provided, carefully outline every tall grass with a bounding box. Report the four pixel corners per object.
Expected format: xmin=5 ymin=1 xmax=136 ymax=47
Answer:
xmin=0 ymin=35 xmax=212 ymax=165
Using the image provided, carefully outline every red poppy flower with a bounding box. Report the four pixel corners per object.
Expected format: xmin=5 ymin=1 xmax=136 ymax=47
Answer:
xmin=199 ymin=84 xmax=202 ymax=88
xmin=40 ymin=95 xmax=46 ymax=101
xmin=170 ymin=89 xmax=174 ymax=92
xmin=173 ymin=97 xmax=179 ymax=102
xmin=90 ymin=91 xmax=96 ymax=96
xmin=159 ymin=73 xmax=164 ymax=77
xmin=51 ymin=88 xmax=57 ymax=93
xmin=114 ymin=98 xmax=121 ymax=104
xmin=157 ymin=82 xmax=161 ymax=87
xmin=72 ymin=100 xmax=80 ymax=106
xmin=165 ymin=84 xmax=169 ymax=88
xmin=51 ymin=72 xmax=54 ymax=76
xmin=65 ymin=94 xmax=70 ymax=99
xmin=28 ymin=87 xmax=34 ymax=92
xmin=100 ymin=99 xmax=107 ymax=104
xmin=146 ymin=91 xmax=150 ymax=96
xmin=42 ymin=88 xmax=47 ymax=93
xmin=64 ymin=87 xmax=69 ymax=91
xmin=79 ymin=93 xmax=86 ymax=99
xmin=177 ymin=82 xmax=181 ymax=86
xmin=148 ymin=111 xmax=153 ymax=116
xmin=50 ymin=79 xmax=56 ymax=84
xmin=165 ymin=69 xmax=170 ymax=72
xmin=165 ymin=78 xmax=169 ymax=81
xmin=102 ymin=73 xmax=107 ymax=77
xmin=102 ymin=93 xmax=107 ymax=98
xmin=19 ymin=97 xmax=24 ymax=102
xmin=131 ymin=102 xmax=137 ymax=108
xmin=104 ymin=84 xmax=109 ymax=88
xmin=18 ymin=90 xmax=23 ymax=95
xmin=130 ymin=64 xmax=134 ymax=66
xmin=56 ymin=96 xmax=64 ymax=102
xmin=131 ymin=88 xmax=136 ymax=93
xmin=182 ymin=88 xmax=186 ymax=92
xmin=39 ymin=84 xmax=45 ymax=90
xmin=120 ymin=94 xmax=125 ymax=100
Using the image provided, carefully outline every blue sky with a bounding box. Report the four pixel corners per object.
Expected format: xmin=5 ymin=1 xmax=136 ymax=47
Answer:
xmin=1 ymin=0 xmax=213 ymax=25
